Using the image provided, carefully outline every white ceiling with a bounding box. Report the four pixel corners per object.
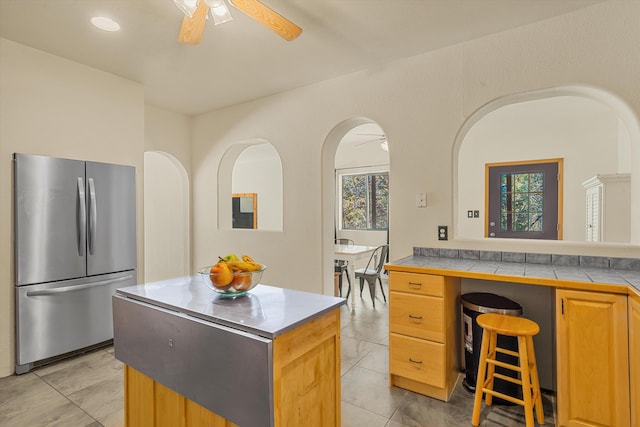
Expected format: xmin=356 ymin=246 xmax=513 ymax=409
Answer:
xmin=0 ymin=0 xmax=601 ymax=116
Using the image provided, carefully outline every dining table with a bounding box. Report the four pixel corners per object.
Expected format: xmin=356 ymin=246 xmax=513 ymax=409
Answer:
xmin=334 ymin=244 xmax=378 ymax=311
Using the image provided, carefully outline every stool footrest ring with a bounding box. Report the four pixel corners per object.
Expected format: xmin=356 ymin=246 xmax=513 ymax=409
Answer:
xmin=492 ymin=371 xmax=523 ymax=386
xmin=495 ymin=347 xmax=520 ymax=358
xmin=486 ymin=358 xmax=521 ymax=372
xmin=481 ymin=387 xmax=524 ymax=406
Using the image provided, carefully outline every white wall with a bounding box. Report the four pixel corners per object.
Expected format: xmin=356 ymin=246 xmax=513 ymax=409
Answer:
xmin=618 ymin=118 xmax=632 ymax=174
xmin=191 ymin=2 xmax=640 ymax=299
xmin=0 ymin=39 xmax=145 ymax=377
xmin=144 ymin=104 xmax=191 ymax=173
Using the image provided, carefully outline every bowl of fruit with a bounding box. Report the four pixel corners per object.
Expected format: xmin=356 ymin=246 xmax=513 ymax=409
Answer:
xmin=199 ymin=254 xmax=266 ymax=298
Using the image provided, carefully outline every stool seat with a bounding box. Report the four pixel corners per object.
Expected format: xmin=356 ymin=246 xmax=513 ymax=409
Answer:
xmin=472 ymin=313 xmax=544 ymax=427
xmin=477 ymin=313 xmax=540 ymax=337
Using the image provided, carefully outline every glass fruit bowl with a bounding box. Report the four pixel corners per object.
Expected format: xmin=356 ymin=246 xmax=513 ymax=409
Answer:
xmin=198 ymin=265 xmax=266 ymax=297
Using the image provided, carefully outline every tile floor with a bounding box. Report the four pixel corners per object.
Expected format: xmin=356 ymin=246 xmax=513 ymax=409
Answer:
xmin=0 ymin=277 xmax=555 ymax=426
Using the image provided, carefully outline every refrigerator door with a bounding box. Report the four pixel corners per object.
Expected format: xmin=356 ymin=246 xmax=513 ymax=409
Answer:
xmin=14 ymin=153 xmax=87 ymax=286
xmin=86 ymin=161 xmax=136 ymax=276
xmin=15 ymin=271 xmax=137 ymax=371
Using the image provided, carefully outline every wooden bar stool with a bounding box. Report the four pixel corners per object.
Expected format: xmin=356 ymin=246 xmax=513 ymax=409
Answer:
xmin=471 ymin=313 xmax=545 ymax=427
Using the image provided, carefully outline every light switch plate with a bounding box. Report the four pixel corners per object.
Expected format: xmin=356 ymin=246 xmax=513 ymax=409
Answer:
xmin=416 ymin=193 xmax=427 ymax=207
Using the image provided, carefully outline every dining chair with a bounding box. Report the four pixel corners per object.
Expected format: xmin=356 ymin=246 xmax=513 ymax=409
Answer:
xmin=334 ymin=239 xmax=354 ymax=297
xmin=355 ymin=244 xmax=388 ymax=308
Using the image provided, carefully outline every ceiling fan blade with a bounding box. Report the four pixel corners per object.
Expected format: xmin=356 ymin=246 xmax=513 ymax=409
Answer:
xmin=230 ymin=0 xmax=302 ymax=41
xmin=178 ymin=0 xmax=209 ymax=45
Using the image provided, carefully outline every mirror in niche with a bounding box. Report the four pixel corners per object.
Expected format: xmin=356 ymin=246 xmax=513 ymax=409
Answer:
xmin=231 ymin=143 xmax=283 ymax=231
xmin=456 ymin=92 xmax=638 ymax=244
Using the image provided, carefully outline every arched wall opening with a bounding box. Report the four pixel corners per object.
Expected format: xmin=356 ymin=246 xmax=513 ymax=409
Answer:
xmin=144 ymin=151 xmax=190 ymax=282
xmin=452 ymin=86 xmax=640 ymax=245
xmin=321 ymin=117 xmax=391 ymax=296
xmin=217 ymin=139 xmax=283 ymax=231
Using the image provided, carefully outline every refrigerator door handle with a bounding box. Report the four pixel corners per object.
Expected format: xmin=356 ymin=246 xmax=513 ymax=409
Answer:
xmin=88 ymin=177 xmax=97 ymax=255
xmin=25 ymin=274 xmax=134 ymax=297
xmin=77 ymin=177 xmax=86 ymax=256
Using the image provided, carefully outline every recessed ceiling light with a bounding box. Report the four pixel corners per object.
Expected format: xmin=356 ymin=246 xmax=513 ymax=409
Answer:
xmin=91 ymin=16 xmax=121 ymax=32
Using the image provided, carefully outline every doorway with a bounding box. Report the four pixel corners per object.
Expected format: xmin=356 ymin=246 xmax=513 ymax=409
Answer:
xmin=321 ymin=118 xmax=391 ymax=296
xmin=144 ymin=151 xmax=190 ymax=282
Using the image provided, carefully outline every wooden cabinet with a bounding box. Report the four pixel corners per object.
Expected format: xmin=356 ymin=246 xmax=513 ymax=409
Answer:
xmin=629 ymin=293 xmax=640 ymax=427
xmin=582 ymin=173 xmax=630 ymax=243
xmin=123 ymin=309 xmax=341 ymax=427
xmin=556 ymin=289 xmax=630 ymax=427
xmin=388 ymin=272 xmax=460 ymax=401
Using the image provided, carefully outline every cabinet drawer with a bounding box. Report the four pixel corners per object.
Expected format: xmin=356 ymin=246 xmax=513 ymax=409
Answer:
xmin=389 ymin=333 xmax=445 ymax=388
xmin=389 ymin=272 xmax=443 ymax=297
xmin=389 ymin=292 xmax=444 ymax=342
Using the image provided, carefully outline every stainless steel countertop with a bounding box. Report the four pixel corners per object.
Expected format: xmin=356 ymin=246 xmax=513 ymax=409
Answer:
xmin=387 ymin=255 xmax=640 ymax=295
xmin=116 ymin=276 xmax=346 ymax=339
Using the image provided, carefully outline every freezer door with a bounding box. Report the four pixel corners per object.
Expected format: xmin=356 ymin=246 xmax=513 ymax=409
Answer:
xmin=86 ymin=161 xmax=136 ymax=276
xmin=15 ymin=271 xmax=136 ymax=370
xmin=14 ymin=153 xmax=87 ymax=286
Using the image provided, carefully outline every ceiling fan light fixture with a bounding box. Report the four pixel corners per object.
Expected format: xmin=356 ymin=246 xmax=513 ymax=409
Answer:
xmin=207 ymin=0 xmax=233 ymax=25
xmin=173 ymin=0 xmax=198 ymax=17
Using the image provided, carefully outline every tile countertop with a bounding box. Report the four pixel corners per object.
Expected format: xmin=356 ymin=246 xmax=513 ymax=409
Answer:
xmin=116 ymin=276 xmax=346 ymax=339
xmin=386 ymin=255 xmax=640 ymax=297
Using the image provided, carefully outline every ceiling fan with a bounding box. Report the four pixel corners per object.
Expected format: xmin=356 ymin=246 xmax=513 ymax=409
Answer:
xmin=174 ymin=0 xmax=302 ymax=45
xmin=355 ymin=134 xmax=389 ymax=151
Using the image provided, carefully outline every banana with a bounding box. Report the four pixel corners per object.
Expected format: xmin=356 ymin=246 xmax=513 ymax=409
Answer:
xmin=238 ymin=254 xmax=262 ymax=271
xmin=226 ymin=260 xmax=262 ymax=272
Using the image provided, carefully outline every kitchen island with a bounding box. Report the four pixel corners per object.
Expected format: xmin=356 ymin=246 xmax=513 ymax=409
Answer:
xmin=112 ymin=276 xmax=345 ymax=427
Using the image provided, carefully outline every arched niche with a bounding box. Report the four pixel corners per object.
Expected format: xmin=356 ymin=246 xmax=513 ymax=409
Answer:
xmin=453 ymin=86 xmax=640 ymax=244
xmin=218 ymin=140 xmax=283 ymax=231
xmin=144 ymin=151 xmax=190 ymax=282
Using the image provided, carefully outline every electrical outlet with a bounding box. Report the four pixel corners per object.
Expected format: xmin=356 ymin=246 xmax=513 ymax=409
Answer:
xmin=438 ymin=225 xmax=448 ymax=240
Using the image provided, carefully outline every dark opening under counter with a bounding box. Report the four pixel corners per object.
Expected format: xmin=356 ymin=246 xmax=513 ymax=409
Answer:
xmin=113 ymin=276 xmax=345 ymax=427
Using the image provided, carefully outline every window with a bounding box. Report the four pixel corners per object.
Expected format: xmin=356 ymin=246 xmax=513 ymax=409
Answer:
xmin=486 ymin=159 xmax=562 ymax=240
xmin=341 ymin=172 xmax=388 ymax=230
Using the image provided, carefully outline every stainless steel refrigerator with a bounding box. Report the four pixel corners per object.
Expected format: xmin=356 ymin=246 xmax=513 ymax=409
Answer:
xmin=14 ymin=153 xmax=137 ymax=374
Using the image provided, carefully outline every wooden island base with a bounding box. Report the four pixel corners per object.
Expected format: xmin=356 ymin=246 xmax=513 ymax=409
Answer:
xmin=121 ymin=309 xmax=341 ymax=427
xmin=125 ymin=366 xmax=236 ymax=426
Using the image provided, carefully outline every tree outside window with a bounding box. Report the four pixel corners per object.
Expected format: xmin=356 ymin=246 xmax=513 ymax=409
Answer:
xmin=341 ymin=173 xmax=388 ymax=230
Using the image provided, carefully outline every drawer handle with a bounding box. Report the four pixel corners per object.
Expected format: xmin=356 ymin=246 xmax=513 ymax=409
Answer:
xmin=408 ymin=282 xmax=422 ymax=289
xmin=409 ymin=358 xmax=422 ymax=364
xmin=408 ymin=314 xmax=423 ymax=321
